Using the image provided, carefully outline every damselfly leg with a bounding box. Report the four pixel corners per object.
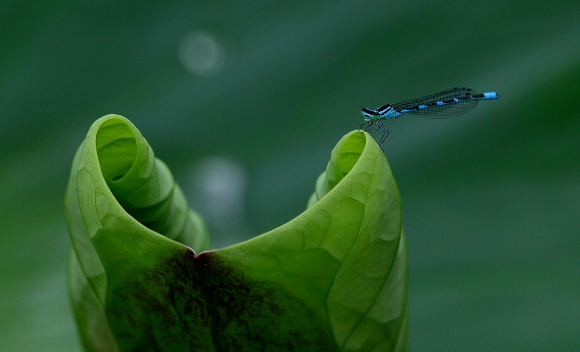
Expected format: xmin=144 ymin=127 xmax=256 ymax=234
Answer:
xmin=360 ymin=121 xmax=390 ymax=142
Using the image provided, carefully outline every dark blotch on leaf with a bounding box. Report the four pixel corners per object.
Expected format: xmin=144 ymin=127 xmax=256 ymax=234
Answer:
xmin=105 ymin=249 xmax=338 ymax=351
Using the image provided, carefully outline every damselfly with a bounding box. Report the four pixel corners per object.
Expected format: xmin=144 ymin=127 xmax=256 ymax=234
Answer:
xmin=361 ymin=87 xmax=499 ymax=144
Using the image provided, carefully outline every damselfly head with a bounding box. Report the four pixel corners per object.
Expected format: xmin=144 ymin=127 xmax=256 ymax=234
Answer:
xmin=361 ymin=107 xmax=379 ymax=121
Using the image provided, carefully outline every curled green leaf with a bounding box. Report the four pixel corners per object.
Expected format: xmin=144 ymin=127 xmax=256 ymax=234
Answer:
xmin=65 ymin=115 xmax=408 ymax=351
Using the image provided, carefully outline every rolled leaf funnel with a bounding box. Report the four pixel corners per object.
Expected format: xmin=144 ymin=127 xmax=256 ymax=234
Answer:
xmin=65 ymin=114 xmax=408 ymax=351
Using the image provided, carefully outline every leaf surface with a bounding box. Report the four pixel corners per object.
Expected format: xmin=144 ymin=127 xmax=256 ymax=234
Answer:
xmin=65 ymin=115 xmax=408 ymax=351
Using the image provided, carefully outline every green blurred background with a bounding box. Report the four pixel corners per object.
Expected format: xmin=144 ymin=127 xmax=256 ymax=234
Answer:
xmin=1 ymin=1 xmax=579 ymax=351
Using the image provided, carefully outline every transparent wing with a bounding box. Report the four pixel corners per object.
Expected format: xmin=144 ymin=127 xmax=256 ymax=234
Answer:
xmin=392 ymin=87 xmax=479 ymax=119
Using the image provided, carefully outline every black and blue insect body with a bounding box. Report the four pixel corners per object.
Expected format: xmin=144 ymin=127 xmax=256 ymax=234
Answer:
xmin=361 ymin=87 xmax=500 ymax=144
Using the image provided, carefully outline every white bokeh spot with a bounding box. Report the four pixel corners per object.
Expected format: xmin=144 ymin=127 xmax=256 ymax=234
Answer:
xmin=178 ymin=31 xmax=225 ymax=77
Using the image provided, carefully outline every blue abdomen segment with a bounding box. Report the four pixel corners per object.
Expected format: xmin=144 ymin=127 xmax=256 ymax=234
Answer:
xmin=482 ymin=92 xmax=499 ymax=100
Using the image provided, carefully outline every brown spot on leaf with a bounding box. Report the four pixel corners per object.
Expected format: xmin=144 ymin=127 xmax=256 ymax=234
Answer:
xmin=105 ymin=248 xmax=337 ymax=351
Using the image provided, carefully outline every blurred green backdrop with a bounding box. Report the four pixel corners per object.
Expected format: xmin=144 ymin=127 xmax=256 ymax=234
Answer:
xmin=1 ymin=1 xmax=579 ymax=351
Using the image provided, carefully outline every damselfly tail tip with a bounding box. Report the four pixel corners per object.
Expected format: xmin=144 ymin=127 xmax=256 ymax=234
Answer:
xmin=483 ymin=92 xmax=500 ymax=100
